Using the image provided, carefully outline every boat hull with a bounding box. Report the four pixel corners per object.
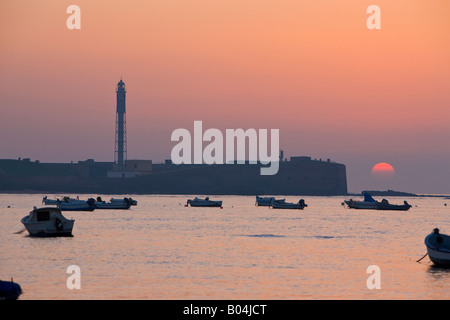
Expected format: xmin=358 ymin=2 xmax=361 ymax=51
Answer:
xmin=188 ymin=202 xmax=223 ymax=207
xmin=95 ymin=203 xmax=131 ymax=209
xmin=375 ymin=203 xmax=411 ymax=211
xmin=43 ymin=199 xmax=60 ymax=205
xmin=187 ymin=199 xmax=223 ymax=207
xmin=427 ymin=247 xmax=450 ymax=267
xmin=344 ymin=200 xmax=377 ymax=209
xmin=110 ymin=198 xmax=137 ymax=206
xmin=58 ymin=204 xmax=95 ymax=211
xmin=271 ymin=202 xmax=307 ymax=210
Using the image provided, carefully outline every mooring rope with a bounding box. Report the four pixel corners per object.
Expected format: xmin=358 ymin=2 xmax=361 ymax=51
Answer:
xmin=416 ymin=253 xmax=428 ymax=263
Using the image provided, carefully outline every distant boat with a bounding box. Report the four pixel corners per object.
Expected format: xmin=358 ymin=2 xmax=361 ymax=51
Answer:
xmin=344 ymin=193 xmax=378 ymax=209
xmin=271 ymin=199 xmax=307 ymax=210
xmin=42 ymin=196 xmax=61 ymax=205
xmin=57 ymin=198 xmax=96 ymax=211
xmin=94 ymin=197 xmax=131 ymax=210
xmin=42 ymin=196 xmax=86 ymax=205
xmin=255 ymin=196 xmax=285 ymax=207
xmin=110 ymin=197 xmax=137 ymax=206
xmin=425 ymin=228 xmax=450 ymax=267
xmin=344 ymin=193 xmax=411 ymax=211
xmin=0 ymin=279 xmax=22 ymax=300
xmin=21 ymin=207 xmax=75 ymax=237
xmin=186 ymin=197 xmax=223 ymax=207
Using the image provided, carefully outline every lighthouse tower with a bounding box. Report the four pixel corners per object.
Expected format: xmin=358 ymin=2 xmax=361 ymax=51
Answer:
xmin=115 ymin=78 xmax=127 ymax=171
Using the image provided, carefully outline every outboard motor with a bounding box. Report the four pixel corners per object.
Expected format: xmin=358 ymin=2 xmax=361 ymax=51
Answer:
xmin=87 ymin=198 xmax=96 ymax=208
xmin=299 ymin=199 xmax=306 ymax=207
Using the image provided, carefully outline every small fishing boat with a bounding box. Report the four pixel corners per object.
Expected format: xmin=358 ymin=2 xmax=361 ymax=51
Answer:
xmin=42 ymin=196 xmax=61 ymax=205
xmin=425 ymin=228 xmax=450 ymax=267
xmin=186 ymin=197 xmax=223 ymax=207
xmin=110 ymin=197 xmax=137 ymax=206
xmin=0 ymin=279 xmax=22 ymax=300
xmin=21 ymin=207 xmax=75 ymax=237
xmin=94 ymin=197 xmax=131 ymax=209
xmin=255 ymin=196 xmax=285 ymax=206
xmin=57 ymin=198 xmax=96 ymax=211
xmin=344 ymin=193 xmax=411 ymax=211
xmin=271 ymin=199 xmax=307 ymax=210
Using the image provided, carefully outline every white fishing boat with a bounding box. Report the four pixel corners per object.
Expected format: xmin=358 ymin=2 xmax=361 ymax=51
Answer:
xmin=42 ymin=196 xmax=61 ymax=205
xmin=271 ymin=199 xmax=307 ymax=210
xmin=21 ymin=207 xmax=75 ymax=237
xmin=344 ymin=200 xmax=378 ymax=209
xmin=94 ymin=197 xmax=131 ymax=209
xmin=57 ymin=198 xmax=96 ymax=211
xmin=42 ymin=196 xmax=85 ymax=205
xmin=255 ymin=196 xmax=285 ymax=206
xmin=344 ymin=193 xmax=411 ymax=211
xmin=186 ymin=197 xmax=223 ymax=207
xmin=425 ymin=228 xmax=450 ymax=267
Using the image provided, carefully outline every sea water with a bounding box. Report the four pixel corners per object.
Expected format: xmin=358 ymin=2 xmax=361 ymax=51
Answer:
xmin=1 ymin=194 xmax=449 ymax=300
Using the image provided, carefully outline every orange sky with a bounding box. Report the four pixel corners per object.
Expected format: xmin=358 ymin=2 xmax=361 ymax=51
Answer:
xmin=0 ymin=0 xmax=449 ymax=193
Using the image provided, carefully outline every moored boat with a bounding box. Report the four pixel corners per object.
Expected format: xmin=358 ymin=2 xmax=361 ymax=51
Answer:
xmin=0 ymin=279 xmax=22 ymax=300
xmin=187 ymin=197 xmax=223 ymax=207
xmin=255 ymin=196 xmax=285 ymax=206
xmin=425 ymin=228 xmax=450 ymax=267
xmin=344 ymin=193 xmax=411 ymax=211
xmin=21 ymin=207 xmax=75 ymax=237
xmin=94 ymin=197 xmax=131 ymax=209
xmin=271 ymin=199 xmax=307 ymax=210
xmin=344 ymin=193 xmax=377 ymax=209
xmin=110 ymin=197 xmax=137 ymax=206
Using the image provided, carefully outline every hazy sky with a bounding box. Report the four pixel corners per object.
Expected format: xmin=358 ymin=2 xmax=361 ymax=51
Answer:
xmin=0 ymin=0 xmax=449 ymax=194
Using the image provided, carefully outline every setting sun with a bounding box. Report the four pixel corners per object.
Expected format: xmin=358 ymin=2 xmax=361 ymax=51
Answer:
xmin=371 ymin=162 xmax=395 ymax=180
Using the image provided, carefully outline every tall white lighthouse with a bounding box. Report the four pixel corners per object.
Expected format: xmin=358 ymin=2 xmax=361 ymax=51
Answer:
xmin=115 ymin=78 xmax=127 ymax=170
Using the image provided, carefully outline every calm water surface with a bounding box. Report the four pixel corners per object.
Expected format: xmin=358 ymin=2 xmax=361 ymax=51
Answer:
xmin=1 ymin=194 xmax=450 ymax=300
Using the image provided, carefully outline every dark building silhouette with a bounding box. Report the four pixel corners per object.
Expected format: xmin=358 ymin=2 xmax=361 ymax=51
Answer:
xmin=0 ymin=79 xmax=348 ymax=195
xmin=0 ymin=157 xmax=347 ymax=195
